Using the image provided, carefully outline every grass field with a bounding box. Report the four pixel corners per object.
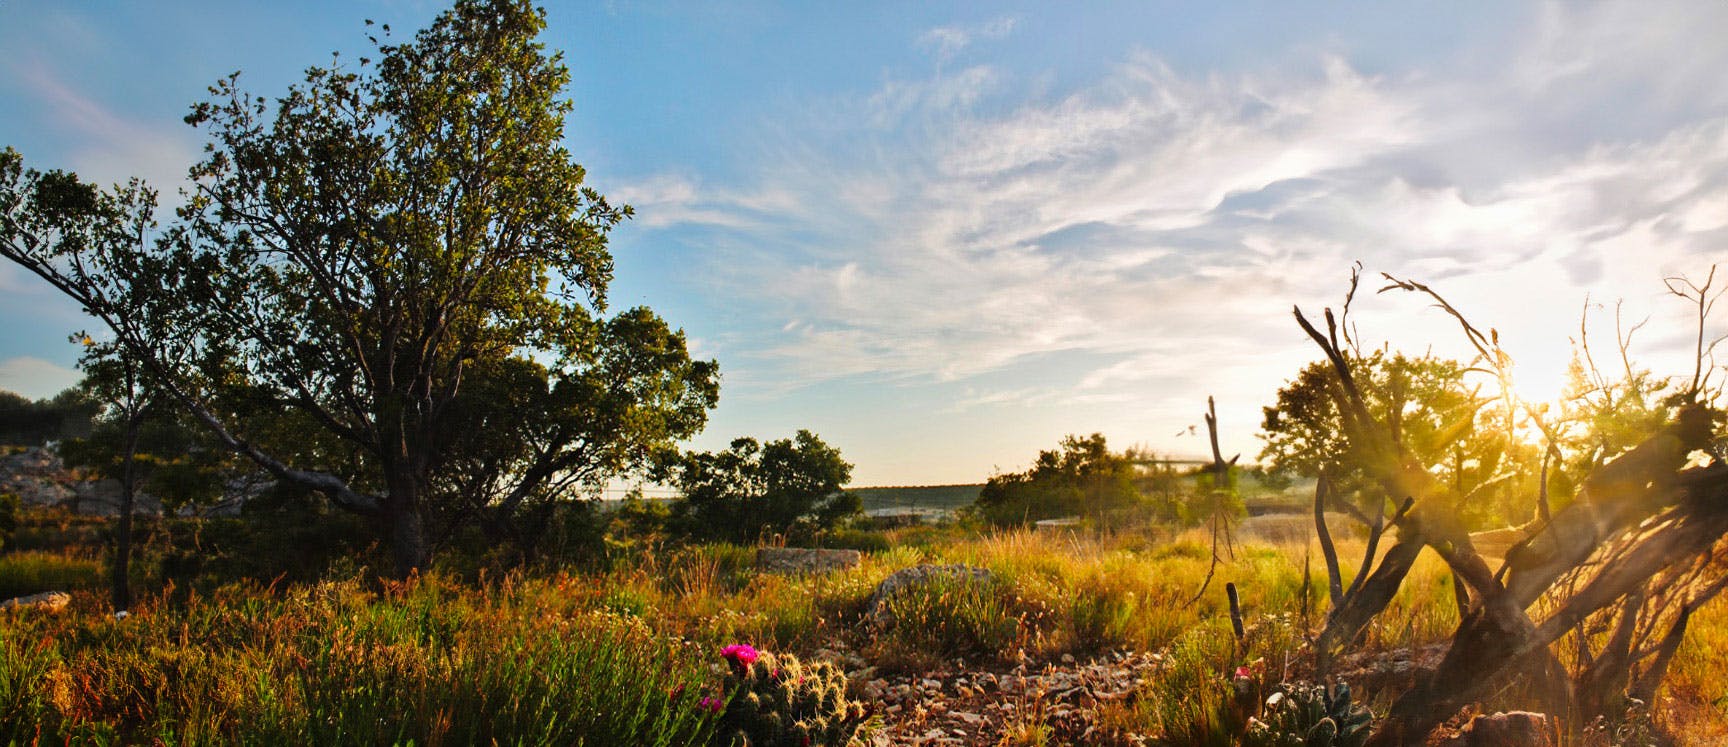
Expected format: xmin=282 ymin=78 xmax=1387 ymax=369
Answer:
xmin=6 ymin=512 xmax=1723 ymax=744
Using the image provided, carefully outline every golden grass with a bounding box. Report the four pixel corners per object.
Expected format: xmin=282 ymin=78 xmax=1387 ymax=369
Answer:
xmin=6 ymin=523 xmax=1728 ymax=741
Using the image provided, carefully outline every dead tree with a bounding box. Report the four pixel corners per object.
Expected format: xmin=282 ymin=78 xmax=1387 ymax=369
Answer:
xmin=1188 ymin=396 xmax=1241 ymax=606
xmin=1295 ymin=267 xmax=1728 ymax=744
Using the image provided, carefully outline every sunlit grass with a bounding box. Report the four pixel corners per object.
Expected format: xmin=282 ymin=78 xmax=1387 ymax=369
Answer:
xmin=5 ymin=522 xmax=1725 ymax=742
xmin=0 ymin=550 xmax=102 ymax=599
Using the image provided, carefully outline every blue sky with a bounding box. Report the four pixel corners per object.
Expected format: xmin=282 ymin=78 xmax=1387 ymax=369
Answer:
xmin=3 ymin=1 xmax=1726 ymax=485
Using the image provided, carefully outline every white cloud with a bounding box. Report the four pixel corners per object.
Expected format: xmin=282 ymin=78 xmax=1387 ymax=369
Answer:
xmin=10 ymin=59 xmax=200 ymax=196
xmin=919 ymin=16 xmax=1019 ymax=64
xmin=615 ymin=1 xmax=1728 ymax=460
xmin=0 ymin=357 xmax=81 ymax=401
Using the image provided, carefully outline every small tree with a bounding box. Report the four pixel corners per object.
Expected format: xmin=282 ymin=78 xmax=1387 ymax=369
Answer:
xmin=1260 ymin=352 xmax=1536 ymax=528
xmin=662 ymin=430 xmax=855 ymax=544
xmin=972 ymin=433 xmax=1142 ymax=526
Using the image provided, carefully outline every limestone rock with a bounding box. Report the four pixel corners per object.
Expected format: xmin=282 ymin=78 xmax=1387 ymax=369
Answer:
xmin=0 ymin=591 xmax=71 ymax=613
xmin=756 ymin=547 xmax=862 ymax=575
xmin=1461 ymin=711 xmax=1557 ymax=747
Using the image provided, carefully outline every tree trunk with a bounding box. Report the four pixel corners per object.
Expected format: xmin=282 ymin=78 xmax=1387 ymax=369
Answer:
xmin=109 ymin=419 xmax=139 ymax=612
xmin=389 ymin=504 xmax=429 ymax=578
xmin=383 ymin=467 xmax=430 ymax=578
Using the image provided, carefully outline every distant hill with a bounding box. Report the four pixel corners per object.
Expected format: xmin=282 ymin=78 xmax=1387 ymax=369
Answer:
xmin=850 ymin=484 xmax=982 ymax=513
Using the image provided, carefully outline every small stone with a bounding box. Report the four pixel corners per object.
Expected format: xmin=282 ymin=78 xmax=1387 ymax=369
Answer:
xmin=0 ymin=591 xmax=70 ymax=613
xmin=1462 ymin=711 xmax=1557 ymax=747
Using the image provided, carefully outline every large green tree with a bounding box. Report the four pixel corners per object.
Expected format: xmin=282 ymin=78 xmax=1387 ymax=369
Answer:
xmin=0 ymin=0 xmax=718 ymax=575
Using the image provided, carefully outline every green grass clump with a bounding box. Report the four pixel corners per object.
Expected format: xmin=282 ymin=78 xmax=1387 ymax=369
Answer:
xmin=0 ymin=550 xmax=101 ymax=599
xmin=1144 ymin=619 xmax=1244 ymax=746
xmin=869 ymin=571 xmax=1050 ymax=670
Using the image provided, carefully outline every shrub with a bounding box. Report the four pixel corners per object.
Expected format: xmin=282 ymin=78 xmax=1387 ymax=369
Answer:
xmin=0 ymin=574 xmax=724 ymax=745
xmin=1146 ymin=621 xmax=1244 ymax=746
xmin=1066 ymin=581 xmax=1138 ymax=654
xmin=819 ymin=528 xmax=891 ymax=553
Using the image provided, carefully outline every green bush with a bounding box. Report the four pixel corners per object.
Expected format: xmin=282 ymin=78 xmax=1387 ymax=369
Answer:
xmin=1146 ymin=621 xmax=1244 ymax=746
xmin=159 ymin=509 xmax=376 ymax=590
xmin=1067 ymin=582 xmax=1137 ymax=654
xmin=818 ymin=527 xmax=891 ymax=553
xmin=0 ymin=574 xmax=724 ymax=745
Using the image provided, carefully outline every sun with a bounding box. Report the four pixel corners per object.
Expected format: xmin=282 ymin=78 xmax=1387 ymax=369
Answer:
xmin=1507 ymin=347 xmax=1576 ymax=411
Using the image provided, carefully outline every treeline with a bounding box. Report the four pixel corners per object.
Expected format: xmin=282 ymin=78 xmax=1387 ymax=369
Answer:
xmin=0 ymin=389 xmax=96 ymax=447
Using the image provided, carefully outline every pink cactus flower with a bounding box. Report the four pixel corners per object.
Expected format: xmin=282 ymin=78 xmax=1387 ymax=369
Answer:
xmin=721 ymin=643 xmax=760 ymax=667
xmin=698 ymin=695 xmax=724 ymax=713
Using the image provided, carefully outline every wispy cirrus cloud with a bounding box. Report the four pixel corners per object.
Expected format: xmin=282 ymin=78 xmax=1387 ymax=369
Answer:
xmin=617 ymin=0 xmax=1728 ymax=461
xmin=919 ymin=16 xmax=1019 ymax=65
xmin=8 ymin=58 xmax=200 ymax=194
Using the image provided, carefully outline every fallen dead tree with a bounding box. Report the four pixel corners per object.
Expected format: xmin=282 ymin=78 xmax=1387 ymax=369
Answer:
xmin=1292 ymin=267 xmax=1728 ymax=744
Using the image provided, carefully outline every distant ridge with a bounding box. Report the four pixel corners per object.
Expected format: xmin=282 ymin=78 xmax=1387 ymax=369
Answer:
xmin=849 ymin=484 xmax=981 ymax=513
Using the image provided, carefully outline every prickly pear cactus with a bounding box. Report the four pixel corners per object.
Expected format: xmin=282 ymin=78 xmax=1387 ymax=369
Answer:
xmin=712 ymin=646 xmax=871 ymax=746
xmin=1244 ymin=680 xmax=1375 ymax=747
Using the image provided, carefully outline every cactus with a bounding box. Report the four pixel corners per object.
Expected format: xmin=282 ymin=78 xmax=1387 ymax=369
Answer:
xmin=1244 ymin=680 xmax=1375 ymax=747
xmin=712 ymin=648 xmax=871 ymax=746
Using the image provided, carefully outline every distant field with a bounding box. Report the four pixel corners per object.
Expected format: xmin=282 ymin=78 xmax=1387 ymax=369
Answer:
xmin=850 ymin=484 xmax=982 ymax=513
xmin=849 ymin=475 xmax=1315 ymax=517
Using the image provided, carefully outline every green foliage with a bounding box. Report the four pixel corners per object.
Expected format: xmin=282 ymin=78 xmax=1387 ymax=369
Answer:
xmin=1066 ymin=578 xmax=1139 ymax=654
xmin=973 ymin=433 xmax=1143 ymax=527
xmin=58 ymin=400 xmax=230 ymax=516
xmin=0 ymin=387 xmax=98 ymax=447
xmin=158 ymin=509 xmax=378 ymax=590
xmin=849 ymin=484 xmax=980 ymax=513
xmin=1546 ymin=349 xmax=1685 ymax=506
xmin=0 ymin=551 xmax=101 ymax=599
xmin=0 ymin=491 xmax=17 ymax=551
xmin=664 ymin=430 xmax=856 ymax=544
xmin=817 ymin=527 xmax=892 ymax=553
xmin=1 ymin=0 xmax=719 ymax=576
xmin=1258 ymin=353 xmax=1537 ymax=527
xmin=1245 ymin=681 xmax=1375 ymax=747
xmin=1193 ymin=464 xmax=1248 ymax=531
xmin=712 ymin=648 xmax=870 ymax=747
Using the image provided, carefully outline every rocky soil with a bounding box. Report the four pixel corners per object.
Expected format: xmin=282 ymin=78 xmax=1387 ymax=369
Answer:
xmin=805 ymin=641 xmax=1166 ymax=746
